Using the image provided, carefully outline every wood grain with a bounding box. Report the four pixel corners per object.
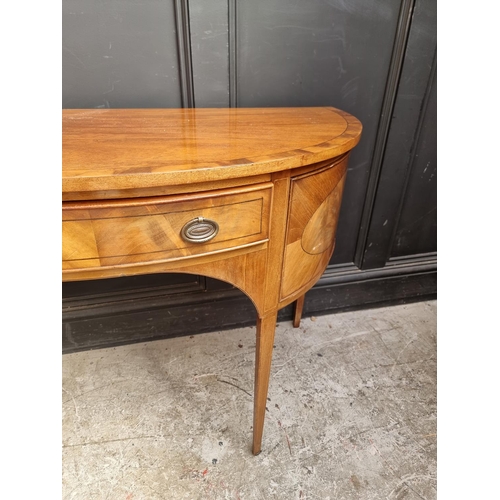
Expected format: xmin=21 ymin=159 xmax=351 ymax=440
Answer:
xmin=63 ymin=107 xmax=362 ymax=200
xmin=253 ymin=311 xmax=278 ymax=455
xmin=63 ymin=184 xmax=271 ymax=273
xmin=281 ymin=160 xmax=348 ymax=300
xmin=293 ymin=295 xmax=305 ymax=328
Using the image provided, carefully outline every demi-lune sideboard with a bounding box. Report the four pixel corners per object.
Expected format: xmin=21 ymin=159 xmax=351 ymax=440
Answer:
xmin=62 ymin=107 xmax=362 ymax=454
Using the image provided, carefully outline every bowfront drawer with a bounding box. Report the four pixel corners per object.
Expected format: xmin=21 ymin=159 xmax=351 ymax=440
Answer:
xmin=63 ymin=183 xmax=272 ymax=272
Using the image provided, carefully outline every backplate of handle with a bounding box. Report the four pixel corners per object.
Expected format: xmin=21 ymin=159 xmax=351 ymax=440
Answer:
xmin=181 ymin=216 xmax=219 ymax=243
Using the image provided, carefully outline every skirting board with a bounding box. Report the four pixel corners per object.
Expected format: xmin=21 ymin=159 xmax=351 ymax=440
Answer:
xmin=63 ymin=257 xmax=436 ymax=353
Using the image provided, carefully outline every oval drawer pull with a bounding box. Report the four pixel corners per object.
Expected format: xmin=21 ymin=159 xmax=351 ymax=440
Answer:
xmin=181 ymin=217 xmax=219 ymax=243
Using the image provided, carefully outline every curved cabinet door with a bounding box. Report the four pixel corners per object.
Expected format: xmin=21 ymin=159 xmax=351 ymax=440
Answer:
xmin=281 ymin=156 xmax=348 ymax=301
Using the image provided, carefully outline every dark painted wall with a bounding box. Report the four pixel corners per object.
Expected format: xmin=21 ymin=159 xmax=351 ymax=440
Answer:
xmin=62 ymin=0 xmax=437 ymax=353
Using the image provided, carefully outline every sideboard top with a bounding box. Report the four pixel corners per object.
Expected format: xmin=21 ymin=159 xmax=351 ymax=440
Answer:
xmin=63 ymin=107 xmax=362 ymax=199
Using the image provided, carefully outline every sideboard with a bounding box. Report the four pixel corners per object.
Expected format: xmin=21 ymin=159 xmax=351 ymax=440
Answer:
xmin=62 ymin=107 xmax=362 ymax=454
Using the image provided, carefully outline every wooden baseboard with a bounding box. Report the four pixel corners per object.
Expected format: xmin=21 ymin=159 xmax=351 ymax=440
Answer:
xmin=63 ymin=256 xmax=436 ymax=353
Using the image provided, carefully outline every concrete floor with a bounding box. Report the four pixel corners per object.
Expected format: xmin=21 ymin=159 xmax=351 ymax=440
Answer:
xmin=62 ymin=300 xmax=437 ymax=500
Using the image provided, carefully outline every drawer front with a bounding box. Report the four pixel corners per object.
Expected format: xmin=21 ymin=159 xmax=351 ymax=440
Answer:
xmin=63 ymin=183 xmax=272 ymax=272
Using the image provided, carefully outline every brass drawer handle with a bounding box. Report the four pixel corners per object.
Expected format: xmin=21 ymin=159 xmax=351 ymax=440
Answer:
xmin=181 ymin=216 xmax=219 ymax=243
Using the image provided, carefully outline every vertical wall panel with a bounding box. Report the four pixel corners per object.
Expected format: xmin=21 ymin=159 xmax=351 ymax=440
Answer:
xmin=189 ymin=0 xmax=230 ymax=107
xmin=390 ymin=70 xmax=436 ymax=258
xmin=62 ymin=0 xmax=182 ymax=108
xmin=62 ymin=0 xmax=199 ymax=319
xmin=235 ymin=0 xmax=401 ymax=264
xmin=359 ymin=0 xmax=437 ymax=268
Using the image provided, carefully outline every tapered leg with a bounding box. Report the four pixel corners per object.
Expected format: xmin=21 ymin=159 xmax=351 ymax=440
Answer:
xmin=252 ymin=311 xmax=278 ymax=455
xmin=293 ymin=294 xmax=305 ymax=328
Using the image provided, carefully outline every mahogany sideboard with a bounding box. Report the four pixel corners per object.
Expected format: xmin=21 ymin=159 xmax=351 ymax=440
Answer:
xmin=62 ymin=107 xmax=362 ymax=454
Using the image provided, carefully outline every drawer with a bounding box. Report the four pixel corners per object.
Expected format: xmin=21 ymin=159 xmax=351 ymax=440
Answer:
xmin=63 ymin=183 xmax=272 ymax=272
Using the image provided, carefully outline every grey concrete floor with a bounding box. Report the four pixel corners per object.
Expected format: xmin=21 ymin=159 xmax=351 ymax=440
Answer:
xmin=62 ymin=300 xmax=437 ymax=500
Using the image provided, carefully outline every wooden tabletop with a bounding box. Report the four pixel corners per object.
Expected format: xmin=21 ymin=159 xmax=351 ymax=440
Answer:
xmin=63 ymin=107 xmax=362 ymax=199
